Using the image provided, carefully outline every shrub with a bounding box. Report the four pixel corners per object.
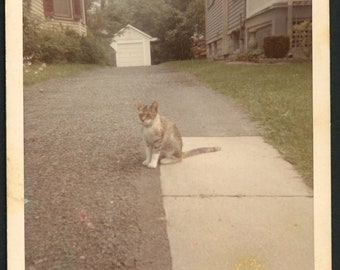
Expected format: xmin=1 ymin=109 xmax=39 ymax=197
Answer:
xmin=263 ymin=36 xmax=290 ymax=58
xmin=64 ymin=30 xmax=84 ymax=63
xmin=80 ymin=34 xmax=107 ymax=64
xmin=237 ymin=49 xmax=264 ymax=62
xmin=23 ymin=5 xmax=112 ymax=65
xmin=37 ymin=30 xmax=69 ymax=63
xmin=23 ymin=3 xmax=43 ymax=62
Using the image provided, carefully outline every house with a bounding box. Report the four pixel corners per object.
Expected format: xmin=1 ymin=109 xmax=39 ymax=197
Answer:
xmin=111 ymin=25 xmax=157 ymax=67
xmin=205 ymin=0 xmax=312 ymax=59
xmin=24 ymin=0 xmax=87 ymax=36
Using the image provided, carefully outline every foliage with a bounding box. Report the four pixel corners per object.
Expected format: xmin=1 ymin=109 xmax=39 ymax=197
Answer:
xmin=166 ymin=60 xmax=313 ymax=188
xmin=192 ymin=36 xmax=206 ymax=59
xmin=23 ymin=2 xmax=44 ymax=62
xmin=86 ymin=0 xmax=206 ymax=62
xmin=237 ymin=49 xmax=264 ymax=62
xmin=26 ymin=28 xmax=111 ymax=64
xmin=23 ymin=0 xmax=205 ymax=64
xmin=263 ymin=36 xmax=290 ymax=58
xmin=23 ymin=2 xmax=112 ymax=65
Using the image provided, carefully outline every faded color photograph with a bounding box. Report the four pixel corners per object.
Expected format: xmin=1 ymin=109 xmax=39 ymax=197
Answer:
xmin=19 ymin=0 xmax=318 ymax=269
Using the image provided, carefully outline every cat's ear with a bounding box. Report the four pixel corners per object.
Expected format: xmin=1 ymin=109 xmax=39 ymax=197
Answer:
xmin=151 ymin=101 xmax=158 ymax=112
xmin=135 ymin=100 xmax=143 ymax=110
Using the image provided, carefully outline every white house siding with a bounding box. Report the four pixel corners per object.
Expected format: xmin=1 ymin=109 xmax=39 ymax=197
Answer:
xmin=206 ymin=0 xmax=224 ymax=41
xmin=206 ymin=0 xmax=227 ymax=58
xmin=30 ymin=0 xmax=44 ymax=20
xmin=227 ymin=0 xmax=246 ymax=32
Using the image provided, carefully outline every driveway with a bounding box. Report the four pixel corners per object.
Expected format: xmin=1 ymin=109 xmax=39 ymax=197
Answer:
xmin=24 ymin=65 xmax=312 ymax=270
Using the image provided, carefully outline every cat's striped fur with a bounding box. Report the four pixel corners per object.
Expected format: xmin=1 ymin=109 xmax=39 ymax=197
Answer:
xmin=136 ymin=100 xmax=221 ymax=168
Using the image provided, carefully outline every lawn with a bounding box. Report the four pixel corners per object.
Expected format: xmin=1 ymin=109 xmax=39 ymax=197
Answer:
xmin=165 ymin=60 xmax=313 ymax=188
xmin=23 ymin=63 xmax=102 ymax=86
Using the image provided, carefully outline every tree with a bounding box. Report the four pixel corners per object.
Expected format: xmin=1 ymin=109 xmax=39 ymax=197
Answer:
xmin=86 ymin=0 xmax=206 ymax=62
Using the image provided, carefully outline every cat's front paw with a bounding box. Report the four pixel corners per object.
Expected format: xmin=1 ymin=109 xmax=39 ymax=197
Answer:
xmin=142 ymin=160 xmax=150 ymax=166
xmin=147 ymin=162 xmax=158 ymax=169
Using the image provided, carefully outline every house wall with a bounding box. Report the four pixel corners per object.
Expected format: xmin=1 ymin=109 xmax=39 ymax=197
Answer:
xmin=227 ymin=0 xmax=246 ymax=32
xmin=245 ymin=7 xmax=287 ymax=50
xmin=205 ymin=0 xmax=312 ymax=59
xmin=30 ymin=0 xmax=44 ymax=20
xmin=205 ymin=0 xmax=224 ymax=42
xmin=245 ymin=2 xmax=311 ymax=52
xmin=226 ymin=0 xmax=246 ymax=54
xmin=28 ymin=0 xmax=87 ymax=36
xmin=247 ymin=0 xmax=286 ymax=18
xmin=206 ymin=0 xmax=228 ymax=59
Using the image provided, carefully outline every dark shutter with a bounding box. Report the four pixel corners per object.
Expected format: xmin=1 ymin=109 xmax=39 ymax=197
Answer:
xmin=72 ymin=0 xmax=82 ymax=20
xmin=43 ymin=0 xmax=54 ymax=17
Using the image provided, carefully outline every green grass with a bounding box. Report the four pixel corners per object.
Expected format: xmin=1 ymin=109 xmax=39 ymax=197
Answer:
xmin=24 ymin=63 xmax=102 ymax=86
xmin=165 ymin=60 xmax=313 ymax=188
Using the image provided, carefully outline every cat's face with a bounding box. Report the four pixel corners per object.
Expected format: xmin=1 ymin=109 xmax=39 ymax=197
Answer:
xmin=136 ymin=101 xmax=158 ymax=127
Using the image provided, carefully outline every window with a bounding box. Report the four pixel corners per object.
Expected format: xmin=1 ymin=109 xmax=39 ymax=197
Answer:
xmin=53 ymin=0 xmax=72 ymax=18
xmin=43 ymin=0 xmax=83 ymax=21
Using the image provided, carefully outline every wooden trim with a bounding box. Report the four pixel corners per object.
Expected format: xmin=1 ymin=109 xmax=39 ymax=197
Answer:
xmin=43 ymin=0 xmax=54 ymax=17
xmin=72 ymin=0 xmax=82 ymax=20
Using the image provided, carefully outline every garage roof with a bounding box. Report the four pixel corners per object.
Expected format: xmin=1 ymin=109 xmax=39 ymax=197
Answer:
xmin=114 ymin=24 xmax=157 ymax=41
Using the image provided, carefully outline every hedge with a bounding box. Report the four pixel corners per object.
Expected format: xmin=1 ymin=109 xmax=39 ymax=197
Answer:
xmin=263 ymin=35 xmax=290 ymax=58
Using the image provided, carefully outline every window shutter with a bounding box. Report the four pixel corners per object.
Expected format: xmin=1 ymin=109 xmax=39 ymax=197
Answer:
xmin=43 ymin=0 xmax=54 ymax=17
xmin=72 ymin=0 xmax=82 ymax=20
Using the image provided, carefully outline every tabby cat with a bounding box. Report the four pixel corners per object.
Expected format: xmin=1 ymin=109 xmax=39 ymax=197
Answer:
xmin=136 ymin=100 xmax=221 ymax=168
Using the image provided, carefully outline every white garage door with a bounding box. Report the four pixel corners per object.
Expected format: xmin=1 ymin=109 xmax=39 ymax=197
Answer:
xmin=117 ymin=42 xmax=144 ymax=67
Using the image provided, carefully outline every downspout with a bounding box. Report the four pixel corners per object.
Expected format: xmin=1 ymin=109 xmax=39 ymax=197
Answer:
xmin=240 ymin=0 xmax=246 ymax=51
xmin=222 ymin=0 xmax=229 ymax=56
xmin=244 ymin=0 xmax=248 ymax=51
xmin=287 ymin=0 xmax=293 ymax=48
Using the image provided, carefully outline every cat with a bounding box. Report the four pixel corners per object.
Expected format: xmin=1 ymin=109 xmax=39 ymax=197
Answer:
xmin=135 ymin=100 xmax=221 ymax=168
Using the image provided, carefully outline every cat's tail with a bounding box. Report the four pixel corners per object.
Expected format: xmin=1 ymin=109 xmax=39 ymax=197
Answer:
xmin=182 ymin=147 xmax=221 ymax=159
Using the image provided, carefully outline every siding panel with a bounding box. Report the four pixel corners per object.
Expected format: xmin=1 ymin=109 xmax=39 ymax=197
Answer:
xmin=206 ymin=0 xmax=224 ymax=40
xmin=228 ymin=0 xmax=246 ymax=31
xmin=30 ymin=0 xmax=45 ymax=20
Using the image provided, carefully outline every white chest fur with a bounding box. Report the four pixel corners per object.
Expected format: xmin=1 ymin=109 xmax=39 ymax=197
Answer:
xmin=142 ymin=114 xmax=161 ymax=145
xmin=142 ymin=126 xmax=156 ymax=144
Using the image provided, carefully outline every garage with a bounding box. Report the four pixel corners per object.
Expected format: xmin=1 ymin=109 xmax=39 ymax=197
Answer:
xmin=116 ymin=42 xmax=144 ymax=67
xmin=111 ymin=24 xmax=157 ymax=67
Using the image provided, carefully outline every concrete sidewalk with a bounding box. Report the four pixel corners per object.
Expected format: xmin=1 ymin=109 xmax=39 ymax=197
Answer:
xmin=160 ymin=137 xmax=313 ymax=270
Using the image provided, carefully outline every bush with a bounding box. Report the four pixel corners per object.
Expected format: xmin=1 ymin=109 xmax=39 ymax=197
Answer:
xmin=37 ymin=30 xmax=70 ymax=63
xmin=23 ymin=3 xmax=43 ymax=62
xmin=263 ymin=36 xmax=290 ymax=58
xmin=64 ymin=30 xmax=84 ymax=63
xmin=80 ymin=34 xmax=107 ymax=64
xmin=23 ymin=5 xmax=112 ymax=65
xmin=237 ymin=49 xmax=264 ymax=62
xmin=24 ymin=27 xmax=113 ymax=64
